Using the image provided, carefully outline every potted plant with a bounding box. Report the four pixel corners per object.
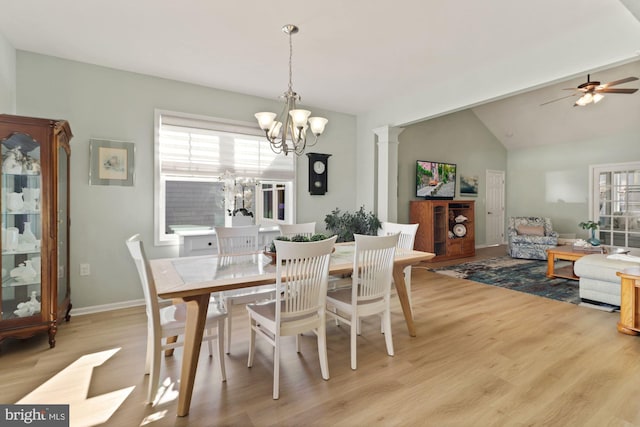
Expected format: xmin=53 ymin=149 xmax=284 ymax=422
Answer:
xmin=578 ymin=220 xmax=600 ymax=246
xmin=324 ymin=206 xmax=381 ymax=242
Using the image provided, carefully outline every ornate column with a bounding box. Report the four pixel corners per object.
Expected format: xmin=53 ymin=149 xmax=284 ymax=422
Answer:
xmin=374 ymin=125 xmax=404 ymax=222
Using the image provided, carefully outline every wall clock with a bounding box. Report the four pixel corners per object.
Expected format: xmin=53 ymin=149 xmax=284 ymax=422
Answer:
xmin=306 ymin=152 xmax=331 ymax=195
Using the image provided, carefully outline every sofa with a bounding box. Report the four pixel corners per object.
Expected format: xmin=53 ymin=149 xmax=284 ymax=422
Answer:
xmin=574 ymin=253 xmax=640 ymax=306
xmin=507 ymin=217 xmax=559 ymax=260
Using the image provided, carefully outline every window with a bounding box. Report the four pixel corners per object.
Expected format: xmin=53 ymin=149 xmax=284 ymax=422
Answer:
xmin=590 ymin=162 xmax=640 ymax=248
xmin=259 ymin=181 xmax=291 ymax=221
xmin=154 ymin=110 xmax=295 ymax=244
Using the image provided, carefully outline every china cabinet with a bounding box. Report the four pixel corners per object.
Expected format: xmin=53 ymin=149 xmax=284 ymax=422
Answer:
xmin=0 ymin=114 xmax=72 ymax=347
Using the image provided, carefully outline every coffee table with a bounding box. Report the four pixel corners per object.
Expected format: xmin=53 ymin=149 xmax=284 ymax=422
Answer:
xmin=546 ymin=246 xmax=603 ymax=280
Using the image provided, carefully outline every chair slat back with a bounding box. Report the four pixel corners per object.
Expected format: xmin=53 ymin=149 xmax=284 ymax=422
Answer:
xmin=214 ymin=225 xmax=260 ymax=254
xmin=379 ymin=222 xmax=419 ymax=251
xmin=353 ymin=233 xmax=399 ymax=302
xmin=275 ymin=236 xmax=337 ymax=321
xmin=126 ymin=234 xmax=161 ymax=331
xmin=278 ymin=222 xmax=317 ymax=239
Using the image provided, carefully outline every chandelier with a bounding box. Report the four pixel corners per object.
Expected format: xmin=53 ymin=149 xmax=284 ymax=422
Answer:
xmin=254 ymin=24 xmax=328 ymax=156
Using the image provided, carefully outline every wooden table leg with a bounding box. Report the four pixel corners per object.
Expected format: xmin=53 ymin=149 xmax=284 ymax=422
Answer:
xmin=393 ymin=265 xmax=416 ymax=337
xmin=546 ymin=255 xmax=555 ymax=278
xmin=176 ymin=294 xmax=210 ymax=417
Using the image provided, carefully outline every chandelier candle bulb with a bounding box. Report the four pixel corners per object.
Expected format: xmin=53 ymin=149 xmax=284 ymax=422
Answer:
xmin=289 ymin=109 xmax=311 ymax=127
xmin=309 ymin=117 xmax=328 ymax=135
xmin=255 ymin=112 xmax=277 ymax=130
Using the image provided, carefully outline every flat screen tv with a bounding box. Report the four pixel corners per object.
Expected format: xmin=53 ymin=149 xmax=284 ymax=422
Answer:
xmin=416 ymin=160 xmax=457 ymax=199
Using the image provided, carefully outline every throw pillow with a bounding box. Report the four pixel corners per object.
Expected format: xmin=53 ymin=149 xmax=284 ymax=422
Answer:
xmin=516 ymin=225 xmax=545 ymax=236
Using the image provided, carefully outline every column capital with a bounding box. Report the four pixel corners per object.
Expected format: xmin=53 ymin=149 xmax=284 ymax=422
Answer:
xmin=373 ymin=125 xmax=404 ymax=143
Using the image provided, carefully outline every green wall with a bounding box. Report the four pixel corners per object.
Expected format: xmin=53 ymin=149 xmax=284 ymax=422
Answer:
xmin=15 ymin=51 xmax=356 ymax=310
xmin=398 ymin=109 xmax=508 ymax=246
xmin=507 ymin=129 xmax=640 ymax=239
xmin=0 ymin=32 xmax=15 ymax=114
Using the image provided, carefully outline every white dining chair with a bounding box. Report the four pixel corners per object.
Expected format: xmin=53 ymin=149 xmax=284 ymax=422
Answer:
xmin=278 ymin=222 xmax=316 ymax=239
xmin=379 ymin=221 xmax=419 ymax=315
xmin=326 ymin=233 xmax=399 ymax=370
xmin=214 ymin=225 xmax=276 ymax=354
xmin=125 ymin=234 xmax=227 ymax=403
xmin=247 ymin=235 xmax=337 ymax=399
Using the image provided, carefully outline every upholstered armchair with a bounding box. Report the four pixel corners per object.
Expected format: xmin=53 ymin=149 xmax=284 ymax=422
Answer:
xmin=507 ymin=217 xmax=558 ymax=260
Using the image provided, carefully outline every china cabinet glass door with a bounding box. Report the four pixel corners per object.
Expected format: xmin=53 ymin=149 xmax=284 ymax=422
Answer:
xmin=1 ymin=134 xmax=43 ymax=320
xmin=57 ymin=144 xmax=70 ymax=319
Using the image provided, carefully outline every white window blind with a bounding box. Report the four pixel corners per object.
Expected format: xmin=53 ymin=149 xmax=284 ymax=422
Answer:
xmin=159 ymin=114 xmax=294 ymax=180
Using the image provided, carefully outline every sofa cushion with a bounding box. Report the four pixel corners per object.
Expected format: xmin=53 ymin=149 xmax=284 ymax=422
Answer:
xmin=516 ymin=225 xmax=545 ymax=236
xmin=574 ymin=254 xmax=640 ymax=282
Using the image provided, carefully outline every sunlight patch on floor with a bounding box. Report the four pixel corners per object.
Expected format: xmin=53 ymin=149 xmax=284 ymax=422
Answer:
xmin=17 ymin=348 xmax=135 ymax=427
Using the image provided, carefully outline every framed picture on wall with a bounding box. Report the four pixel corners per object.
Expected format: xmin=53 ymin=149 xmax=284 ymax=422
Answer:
xmin=460 ymin=174 xmax=478 ymax=196
xmin=89 ymin=139 xmax=135 ymax=186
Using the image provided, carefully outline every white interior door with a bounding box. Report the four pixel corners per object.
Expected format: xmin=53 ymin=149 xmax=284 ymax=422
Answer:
xmin=486 ymin=170 xmax=505 ymax=245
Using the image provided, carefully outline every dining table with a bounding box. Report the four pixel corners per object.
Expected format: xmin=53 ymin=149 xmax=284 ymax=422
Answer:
xmin=150 ymin=242 xmax=434 ymax=416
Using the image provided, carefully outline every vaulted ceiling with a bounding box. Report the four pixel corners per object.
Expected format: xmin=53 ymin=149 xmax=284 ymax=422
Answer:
xmin=1 ymin=0 xmax=639 ymax=150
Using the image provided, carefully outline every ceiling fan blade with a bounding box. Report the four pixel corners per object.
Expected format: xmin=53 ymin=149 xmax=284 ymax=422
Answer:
xmin=600 ymin=76 xmax=639 ymax=88
xmin=540 ymin=94 xmax=577 ymax=106
xmin=596 ymin=88 xmax=638 ymax=94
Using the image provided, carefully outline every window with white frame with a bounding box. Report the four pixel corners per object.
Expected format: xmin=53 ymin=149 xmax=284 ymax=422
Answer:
xmin=155 ymin=110 xmax=295 ymax=244
xmin=590 ymin=162 xmax=640 ymax=248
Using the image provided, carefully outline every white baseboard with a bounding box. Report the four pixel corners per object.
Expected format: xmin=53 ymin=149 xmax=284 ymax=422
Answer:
xmin=71 ymin=299 xmax=145 ymax=316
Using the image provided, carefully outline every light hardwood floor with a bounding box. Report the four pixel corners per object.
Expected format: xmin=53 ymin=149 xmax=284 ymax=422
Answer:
xmin=1 ymin=246 xmax=640 ymax=426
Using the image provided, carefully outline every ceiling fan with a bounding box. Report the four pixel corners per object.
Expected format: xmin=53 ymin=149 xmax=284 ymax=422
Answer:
xmin=541 ymin=74 xmax=639 ymax=107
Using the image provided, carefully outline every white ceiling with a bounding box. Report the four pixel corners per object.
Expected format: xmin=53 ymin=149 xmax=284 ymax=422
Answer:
xmin=1 ymin=0 xmax=639 ymax=149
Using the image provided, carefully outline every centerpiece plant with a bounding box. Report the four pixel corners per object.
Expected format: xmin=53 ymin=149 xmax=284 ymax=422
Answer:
xmin=324 ymin=206 xmax=381 ymax=242
xmin=268 ymin=233 xmax=329 ymax=253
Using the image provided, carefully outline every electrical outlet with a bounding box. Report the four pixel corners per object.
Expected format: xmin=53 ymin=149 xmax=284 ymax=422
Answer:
xmin=79 ymin=263 xmax=90 ymax=276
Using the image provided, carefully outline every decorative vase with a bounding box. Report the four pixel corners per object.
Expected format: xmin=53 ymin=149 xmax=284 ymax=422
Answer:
xmin=5 ymin=227 xmax=19 ymax=251
xmin=587 ymin=229 xmax=600 ymax=246
xmin=6 ymin=192 xmax=24 ymax=212
xmin=22 ymin=221 xmax=37 ymax=244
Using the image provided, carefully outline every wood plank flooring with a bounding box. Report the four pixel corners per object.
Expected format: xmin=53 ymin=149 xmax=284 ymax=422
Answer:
xmin=1 ymin=245 xmax=640 ymax=426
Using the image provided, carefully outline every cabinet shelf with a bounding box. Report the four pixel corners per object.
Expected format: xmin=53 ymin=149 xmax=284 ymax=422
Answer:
xmin=2 ymin=210 xmax=41 ymax=215
xmin=2 ymin=277 xmax=41 ymax=288
xmin=2 ymin=249 xmax=41 ymax=256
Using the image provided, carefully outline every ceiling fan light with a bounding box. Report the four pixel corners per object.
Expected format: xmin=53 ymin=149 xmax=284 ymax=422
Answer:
xmin=575 ymin=96 xmax=589 ymax=107
xmin=593 ymin=93 xmax=604 ymax=103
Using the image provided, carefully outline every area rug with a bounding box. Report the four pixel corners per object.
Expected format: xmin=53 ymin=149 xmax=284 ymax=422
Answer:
xmin=429 ymin=256 xmax=581 ymax=305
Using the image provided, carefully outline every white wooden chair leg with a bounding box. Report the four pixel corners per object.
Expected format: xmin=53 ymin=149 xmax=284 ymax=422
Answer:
xmin=225 ymin=302 xmax=233 ymax=354
xmin=383 ymin=307 xmax=394 ymax=357
xmin=350 ymin=313 xmax=358 ymax=370
xmin=317 ymin=323 xmax=330 ymax=380
xmin=148 ymin=345 xmax=161 ymax=403
xmin=207 ymin=329 xmax=214 ymax=356
xmin=247 ymin=318 xmax=256 ymax=368
xmin=273 ymin=336 xmax=280 ymax=400
xmin=296 ymin=334 xmax=300 ymax=353
xmin=217 ymin=320 xmax=226 ymax=381
xmin=405 ymin=266 xmax=413 ymax=318
xmin=144 ymin=335 xmax=153 ymax=374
